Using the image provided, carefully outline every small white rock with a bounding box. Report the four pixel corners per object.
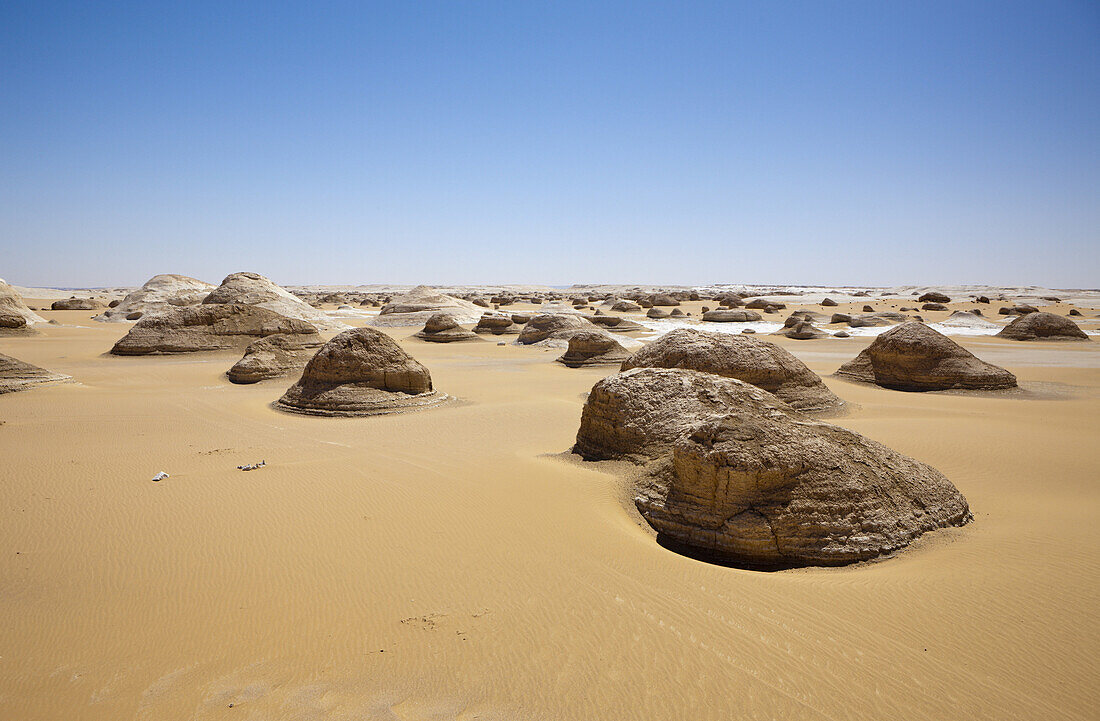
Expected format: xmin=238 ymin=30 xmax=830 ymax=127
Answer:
xmin=151 ymin=471 xmax=169 ymax=482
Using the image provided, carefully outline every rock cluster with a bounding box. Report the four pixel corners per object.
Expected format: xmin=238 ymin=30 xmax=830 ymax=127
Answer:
xmin=276 ymin=328 xmax=448 ymax=415
xmin=836 ymin=322 xmax=1017 ymax=390
xmin=373 ymin=286 xmax=484 ymax=327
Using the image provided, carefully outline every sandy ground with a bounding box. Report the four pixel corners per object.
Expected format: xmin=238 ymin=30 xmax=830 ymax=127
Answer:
xmin=1 ymin=298 xmax=1098 ymax=721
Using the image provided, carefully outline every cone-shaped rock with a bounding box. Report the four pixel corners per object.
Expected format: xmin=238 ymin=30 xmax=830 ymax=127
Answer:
xmin=95 ymin=274 xmax=215 ymax=322
xmin=556 ymin=331 xmax=632 ymax=368
xmin=836 ymin=322 xmax=1017 ymax=390
xmin=110 ymin=304 xmax=320 ymax=355
xmin=415 ymin=312 xmax=479 ymax=342
xmin=275 ymin=328 xmax=448 ymax=416
xmin=620 ymin=328 xmax=843 ymax=412
xmin=0 ymin=352 xmax=70 ymax=394
xmin=203 ymin=272 xmax=346 ymax=331
xmin=996 ymin=312 xmax=1089 ymax=341
xmin=226 ymin=334 xmax=324 ymax=384
xmin=574 ymin=367 xmax=971 ymax=567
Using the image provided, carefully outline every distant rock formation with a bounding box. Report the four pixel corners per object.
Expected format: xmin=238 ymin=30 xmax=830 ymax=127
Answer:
xmin=772 ymin=319 xmax=828 ymax=339
xmin=0 ymin=352 xmax=70 ymax=394
xmin=701 ymin=309 xmax=762 ymax=323
xmin=620 ymin=328 xmax=843 ymax=412
xmin=203 ymin=272 xmax=347 ymax=331
xmin=110 ymin=304 xmax=320 ymax=355
xmin=573 ymin=367 xmax=970 ymax=567
xmin=836 ymin=322 xmax=1017 ymax=390
xmin=937 ymin=310 xmax=1000 ymax=330
xmin=647 ymin=307 xmax=670 ymax=319
xmin=996 ymin=312 xmax=1089 ymax=341
xmin=51 ymin=298 xmax=102 ymax=310
xmin=555 ymin=331 xmax=632 ymax=367
xmin=275 ymin=328 xmax=448 ymax=416
xmin=95 ymin=274 xmax=215 ymax=323
xmin=474 ymin=313 xmax=521 ymax=335
xmin=610 ymin=300 xmax=642 ymax=312
xmin=373 ymin=285 xmax=484 ymax=327
xmin=517 ymin=313 xmax=597 ymax=346
xmin=416 ymin=313 xmax=479 ymax=342
xmin=227 ymin=334 xmax=324 ymax=383
xmin=918 ymin=292 xmax=951 ymax=303
xmin=586 ymin=315 xmax=646 ymax=333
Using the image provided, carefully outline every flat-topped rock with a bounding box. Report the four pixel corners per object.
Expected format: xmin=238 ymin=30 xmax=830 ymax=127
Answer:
xmin=110 ymin=304 xmax=320 ymax=355
xmin=227 ymin=334 xmax=324 ymax=384
xmin=95 ymin=274 xmax=215 ymax=323
xmin=416 ymin=313 xmax=479 ymax=342
xmin=474 ymin=313 xmax=521 ymax=335
xmin=836 ymin=322 xmax=1017 ymax=390
xmin=275 ymin=328 xmax=448 ymax=416
xmin=556 ymin=331 xmax=632 ymax=368
xmin=996 ymin=312 xmax=1089 ymax=341
xmin=51 ymin=298 xmax=102 ymax=310
xmin=620 ymin=328 xmax=843 ymax=412
xmin=0 ymin=352 xmax=71 ymax=394
xmin=701 ymin=309 xmax=762 ymax=323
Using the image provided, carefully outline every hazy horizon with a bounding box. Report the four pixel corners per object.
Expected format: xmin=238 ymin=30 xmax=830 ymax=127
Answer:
xmin=3 ymin=1 xmax=1098 ymax=288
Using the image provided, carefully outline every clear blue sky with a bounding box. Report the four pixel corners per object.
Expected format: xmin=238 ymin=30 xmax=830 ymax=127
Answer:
xmin=2 ymin=1 xmax=1098 ymax=288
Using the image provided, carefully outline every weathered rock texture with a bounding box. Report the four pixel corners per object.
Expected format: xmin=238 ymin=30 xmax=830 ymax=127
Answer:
xmin=0 ymin=278 xmax=46 ymax=329
xmin=836 ymin=322 xmax=1017 ymax=390
xmin=996 ymin=312 xmax=1089 ymax=341
xmin=372 ymin=286 xmax=484 ymax=327
xmin=556 ymin=331 xmax=632 ymax=368
xmin=95 ymin=274 xmax=215 ymax=323
xmin=203 ymin=272 xmax=346 ymax=331
xmin=474 ymin=313 xmax=521 ymax=335
xmin=573 ymin=367 xmax=971 ymax=567
xmin=51 ymin=298 xmax=102 ymax=310
xmin=772 ymin=320 xmax=828 ymax=339
xmin=0 ymin=353 xmax=70 ymax=394
xmin=620 ymin=328 xmax=843 ymax=412
xmin=110 ymin=304 xmax=320 ymax=355
xmin=701 ymin=309 xmax=762 ymax=323
xmin=517 ymin=313 xmax=597 ymax=345
xmin=226 ymin=334 xmax=324 ymax=383
xmin=415 ymin=313 xmax=479 ymax=342
xmin=275 ymin=328 xmax=448 ymax=416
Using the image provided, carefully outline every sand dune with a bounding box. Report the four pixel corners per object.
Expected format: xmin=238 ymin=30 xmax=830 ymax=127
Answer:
xmin=0 ymin=294 xmax=1097 ymax=720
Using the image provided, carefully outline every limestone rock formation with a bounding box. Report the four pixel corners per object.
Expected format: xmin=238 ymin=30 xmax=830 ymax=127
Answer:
xmin=415 ymin=313 xmax=479 ymax=342
xmin=226 ymin=334 xmax=324 ymax=383
xmin=372 ymin=286 xmax=484 ymax=327
xmin=203 ymin=272 xmax=347 ymax=331
xmin=110 ymin=304 xmax=320 ymax=355
xmin=517 ymin=313 xmax=597 ymax=345
xmin=587 ymin=315 xmax=646 ymax=332
xmin=0 ymin=352 xmax=70 ymax=394
xmin=836 ymin=322 xmax=1017 ymax=390
xmin=647 ymin=308 xmax=670 ymax=319
xmin=746 ymin=299 xmax=785 ymax=310
xmin=51 ymin=298 xmax=101 ymax=310
xmin=772 ymin=319 xmax=828 ymax=339
xmin=919 ymin=292 xmax=951 ymax=303
xmin=573 ymin=367 xmax=971 ymax=567
xmin=937 ymin=310 xmax=1000 ymax=331
xmin=556 ymin=331 xmax=632 ymax=368
xmin=0 ymin=278 xmax=47 ymax=329
xmin=275 ymin=328 xmax=448 ymax=416
xmin=620 ymin=328 xmax=843 ymax=412
xmin=820 ymin=298 xmax=838 ymax=306
xmin=95 ymin=274 xmax=215 ymax=323
xmin=474 ymin=313 xmax=521 ymax=335
xmin=650 ymin=294 xmax=680 ymax=306
xmin=701 ymin=309 xmax=762 ymax=323
xmin=921 ymin=302 xmax=948 ymax=311
xmin=996 ymin=312 xmax=1089 ymax=341
xmin=610 ymin=300 xmax=642 ymax=312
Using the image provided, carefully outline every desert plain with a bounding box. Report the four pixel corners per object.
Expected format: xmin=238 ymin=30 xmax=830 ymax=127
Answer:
xmin=1 ymin=279 xmax=1098 ymax=721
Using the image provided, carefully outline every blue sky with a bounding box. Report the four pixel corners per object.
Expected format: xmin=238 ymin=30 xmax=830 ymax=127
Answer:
xmin=1 ymin=1 xmax=1098 ymax=288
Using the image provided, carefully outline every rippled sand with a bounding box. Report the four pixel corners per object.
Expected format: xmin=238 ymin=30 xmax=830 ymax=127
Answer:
xmin=1 ymin=300 xmax=1098 ymax=720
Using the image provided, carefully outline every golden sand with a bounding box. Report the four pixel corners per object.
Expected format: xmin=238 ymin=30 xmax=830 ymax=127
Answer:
xmin=1 ymin=301 xmax=1098 ymax=720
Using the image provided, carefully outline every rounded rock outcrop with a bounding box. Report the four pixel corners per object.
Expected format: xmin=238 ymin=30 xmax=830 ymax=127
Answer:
xmin=203 ymin=272 xmax=347 ymax=332
xmin=836 ymin=322 xmax=1017 ymax=390
xmin=227 ymin=334 xmax=324 ymax=384
xmin=0 ymin=278 xmax=47 ymax=329
xmin=110 ymin=304 xmax=320 ymax=355
xmin=701 ymin=309 xmax=762 ymax=323
xmin=996 ymin=312 xmax=1089 ymax=341
xmin=416 ymin=313 xmax=479 ymax=342
xmin=517 ymin=313 xmax=596 ymax=346
xmin=555 ymin=331 xmax=632 ymax=368
xmin=95 ymin=274 xmax=214 ymax=323
xmin=474 ymin=313 xmax=521 ymax=335
xmin=620 ymin=328 xmax=843 ymax=412
xmin=51 ymin=297 xmax=102 ymax=311
xmin=275 ymin=328 xmax=448 ymax=416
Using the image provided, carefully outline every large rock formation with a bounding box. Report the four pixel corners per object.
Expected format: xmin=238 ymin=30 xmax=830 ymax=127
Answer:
xmin=0 ymin=278 xmax=46 ymax=329
xmin=110 ymin=304 xmax=320 ymax=355
xmin=573 ymin=367 xmax=971 ymax=567
xmin=372 ymin=286 xmax=483 ymax=327
xmin=0 ymin=353 xmax=70 ymax=394
xmin=95 ymin=274 xmax=215 ymax=322
xmin=772 ymin=319 xmax=828 ymax=339
xmin=203 ymin=272 xmax=346 ymax=331
xmin=620 ymin=328 xmax=843 ymax=412
xmin=275 ymin=328 xmax=448 ymax=416
xmin=51 ymin=297 xmax=102 ymax=311
xmin=996 ymin=312 xmax=1089 ymax=341
xmin=226 ymin=334 xmax=324 ymax=384
xmin=415 ymin=313 xmax=479 ymax=342
xmin=517 ymin=313 xmax=597 ymax=346
xmin=556 ymin=331 xmax=632 ymax=368
xmin=836 ymin=322 xmax=1017 ymax=390
xmin=474 ymin=312 xmax=521 ymax=335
